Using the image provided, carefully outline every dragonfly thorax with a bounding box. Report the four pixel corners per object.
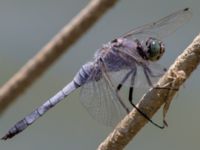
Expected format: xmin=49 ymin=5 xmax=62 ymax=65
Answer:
xmin=145 ymin=37 xmax=165 ymax=61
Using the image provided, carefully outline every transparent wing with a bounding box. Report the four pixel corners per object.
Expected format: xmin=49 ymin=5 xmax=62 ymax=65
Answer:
xmin=79 ymin=62 xmax=166 ymax=126
xmin=111 ymin=63 xmax=166 ymax=89
xmin=120 ymin=8 xmax=192 ymax=39
xmin=80 ymin=71 xmax=128 ymax=126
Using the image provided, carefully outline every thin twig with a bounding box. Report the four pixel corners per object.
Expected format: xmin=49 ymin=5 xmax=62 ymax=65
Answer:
xmin=97 ymin=33 xmax=200 ymax=150
xmin=0 ymin=0 xmax=118 ymax=113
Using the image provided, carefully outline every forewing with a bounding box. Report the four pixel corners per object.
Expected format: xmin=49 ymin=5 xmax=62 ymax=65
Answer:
xmin=120 ymin=8 xmax=191 ymax=40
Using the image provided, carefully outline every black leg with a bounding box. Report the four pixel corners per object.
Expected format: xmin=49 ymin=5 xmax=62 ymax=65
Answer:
xmin=128 ymin=87 xmax=164 ymax=128
xmin=128 ymin=68 xmax=137 ymax=105
xmin=128 ymin=69 xmax=164 ymax=129
xmin=116 ymin=70 xmax=133 ymax=91
xmin=117 ymin=84 xmax=123 ymax=91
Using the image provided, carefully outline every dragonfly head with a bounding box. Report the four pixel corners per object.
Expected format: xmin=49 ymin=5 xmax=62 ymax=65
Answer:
xmin=145 ymin=37 xmax=165 ymax=61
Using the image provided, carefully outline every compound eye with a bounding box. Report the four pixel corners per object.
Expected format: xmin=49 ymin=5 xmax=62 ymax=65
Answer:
xmin=148 ymin=40 xmax=164 ymax=61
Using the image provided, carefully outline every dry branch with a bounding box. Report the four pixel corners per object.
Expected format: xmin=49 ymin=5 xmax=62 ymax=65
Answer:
xmin=0 ymin=0 xmax=118 ymax=113
xmin=97 ymin=33 xmax=200 ymax=150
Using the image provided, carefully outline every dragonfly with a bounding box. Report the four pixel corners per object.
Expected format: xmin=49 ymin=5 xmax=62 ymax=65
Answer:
xmin=2 ymin=8 xmax=191 ymax=140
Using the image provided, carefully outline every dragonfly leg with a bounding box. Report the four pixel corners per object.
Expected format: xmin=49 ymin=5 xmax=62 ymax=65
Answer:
xmin=128 ymin=68 xmax=137 ymax=105
xmin=128 ymin=87 xmax=165 ymax=128
xmin=128 ymin=67 xmax=165 ymax=129
xmin=145 ymin=66 xmax=178 ymax=91
xmin=143 ymin=66 xmax=154 ymax=87
xmin=146 ymin=66 xmax=167 ymax=77
xmin=116 ymin=70 xmax=134 ymax=91
xmin=156 ymin=70 xmax=184 ymax=127
xmin=143 ymin=66 xmax=179 ymax=127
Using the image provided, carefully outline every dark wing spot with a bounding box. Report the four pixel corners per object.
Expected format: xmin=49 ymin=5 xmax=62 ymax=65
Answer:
xmin=184 ymin=8 xmax=189 ymax=11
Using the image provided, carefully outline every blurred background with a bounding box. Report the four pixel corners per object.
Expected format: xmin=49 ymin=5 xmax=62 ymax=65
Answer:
xmin=0 ymin=0 xmax=199 ymax=149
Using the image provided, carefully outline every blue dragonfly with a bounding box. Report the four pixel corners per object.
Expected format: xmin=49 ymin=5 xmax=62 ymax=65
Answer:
xmin=2 ymin=8 xmax=191 ymax=140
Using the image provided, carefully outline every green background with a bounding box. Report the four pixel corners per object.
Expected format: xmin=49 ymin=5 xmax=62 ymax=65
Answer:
xmin=0 ymin=0 xmax=200 ymax=150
